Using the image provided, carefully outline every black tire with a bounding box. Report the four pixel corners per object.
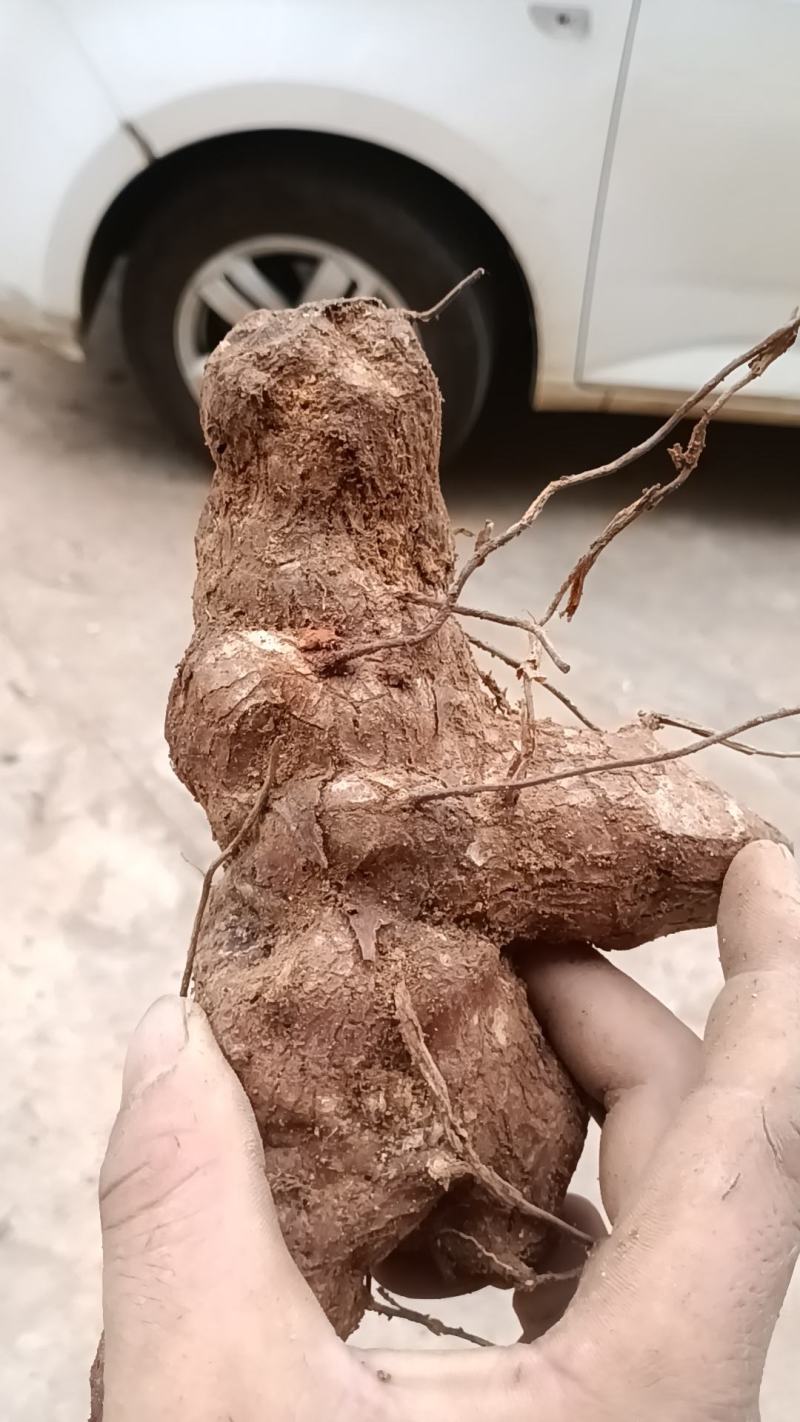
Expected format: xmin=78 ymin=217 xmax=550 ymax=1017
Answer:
xmin=120 ymin=155 xmax=497 ymax=460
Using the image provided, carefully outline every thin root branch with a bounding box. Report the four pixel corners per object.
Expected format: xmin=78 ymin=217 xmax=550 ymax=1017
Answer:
xmin=437 ymin=1228 xmax=534 ymax=1285
xmin=394 ymin=981 xmax=594 ymax=1247
xmin=369 ymin=1285 xmax=492 ymax=1347
xmin=402 ymin=706 xmax=800 ymax=808
xmin=412 ymin=596 xmax=570 ymax=673
xmin=641 ymin=711 xmax=800 ymax=760
xmin=179 ymin=741 xmax=281 ymax=996
xmin=520 ymin=664 xmax=537 ymax=748
xmin=470 ymin=653 xmax=509 ymax=710
xmin=458 ymin=313 xmax=799 ymax=617
xmin=466 ymin=633 xmax=521 ymax=671
xmin=503 ymin=665 xmax=537 ymax=806
xmin=531 ymin=676 xmax=601 ymax=731
xmin=542 ymin=484 xmax=663 ymax=625
xmin=329 ymin=313 xmax=799 ymax=671
xmin=541 ymin=357 xmax=783 ymax=625
xmin=501 ymin=745 xmax=529 ymax=808
xmin=402 ymin=268 xmax=485 ymax=323
xmin=437 ymin=1228 xmax=587 ymax=1291
xmin=466 ymin=634 xmax=600 ymax=730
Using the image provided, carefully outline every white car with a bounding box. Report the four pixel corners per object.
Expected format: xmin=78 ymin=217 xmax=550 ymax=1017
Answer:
xmin=2 ymin=0 xmax=799 ymax=455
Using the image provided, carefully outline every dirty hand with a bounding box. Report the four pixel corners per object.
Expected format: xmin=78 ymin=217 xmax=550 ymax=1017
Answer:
xmin=97 ymin=840 xmax=800 ymax=1421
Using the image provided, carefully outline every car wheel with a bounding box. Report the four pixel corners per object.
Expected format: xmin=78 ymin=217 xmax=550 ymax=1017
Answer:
xmin=120 ymin=156 xmax=497 ymax=459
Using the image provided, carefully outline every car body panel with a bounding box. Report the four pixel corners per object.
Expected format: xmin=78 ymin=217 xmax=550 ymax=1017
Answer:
xmin=2 ymin=0 xmax=798 ymax=420
xmin=0 ymin=0 xmax=145 ymax=353
xmin=49 ymin=0 xmax=633 ymax=403
xmin=580 ymin=0 xmax=800 ymax=410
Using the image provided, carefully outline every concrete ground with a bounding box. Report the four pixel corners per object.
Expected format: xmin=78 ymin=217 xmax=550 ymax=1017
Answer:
xmin=1 ymin=301 xmax=799 ymax=1420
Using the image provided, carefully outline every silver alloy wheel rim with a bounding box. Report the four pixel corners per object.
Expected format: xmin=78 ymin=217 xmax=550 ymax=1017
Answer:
xmin=174 ymin=235 xmax=407 ymax=400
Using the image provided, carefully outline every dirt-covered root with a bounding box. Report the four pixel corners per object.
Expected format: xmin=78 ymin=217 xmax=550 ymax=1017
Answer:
xmin=158 ymin=297 xmax=785 ymax=1342
xmin=194 ymin=900 xmax=586 ymax=1331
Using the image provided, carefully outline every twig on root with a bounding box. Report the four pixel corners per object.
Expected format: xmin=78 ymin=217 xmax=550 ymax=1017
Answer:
xmin=467 ymin=634 xmax=600 ymax=730
xmin=641 ymin=710 xmax=800 ymax=760
xmin=456 ymin=314 xmax=799 ymax=616
xmin=394 ymin=981 xmax=594 ymax=1247
xmin=542 ymin=484 xmax=663 ymax=625
xmin=437 ymin=1228 xmax=587 ymax=1292
xmin=411 ymin=595 xmax=570 ymax=673
xmin=328 ymin=596 xmax=568 ymax=675
xmin=470 ymin=655 xmax=509 ymax=710
xmin=402 ymin=706 xmax=800 ymax=808
xmin=502 ymin=743 xmax=529 ymax=806
xmin=324 ymin=605 xmax=453 ymax=670
xmin=401 ymin=268 xmax=485 ymax=323
xmin=520 ymin=669 xmax=537 ymax=752
xmin=327 ymin=313 xmax=799 ymax=673
xmin=179 ymin=742 xmax=281 ymax=996
xmin=369 ymin=1285 xmax=492 ymax=1348
xmin=519 ymin=629 xmax=542 ymax=748
xmin=531 ymin=676 xmax=601 ymax=732
xmin=502 ymin=653 xmax=538 ymax=806
xmin=541 ymin=356 xmax=790 ymax=624
xmin=466 ymin=633 xmax=520 ymax=671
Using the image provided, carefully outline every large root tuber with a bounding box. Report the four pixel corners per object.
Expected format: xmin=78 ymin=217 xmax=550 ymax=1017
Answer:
xmin=160 ymin=298 xmax=778 ymax=1330
xmin=89 ymin=296 xmax=791 ymax=1419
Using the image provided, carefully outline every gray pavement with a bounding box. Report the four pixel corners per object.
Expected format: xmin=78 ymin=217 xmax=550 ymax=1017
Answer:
xmin=1 ymin=305 xmax=799 ymax=1419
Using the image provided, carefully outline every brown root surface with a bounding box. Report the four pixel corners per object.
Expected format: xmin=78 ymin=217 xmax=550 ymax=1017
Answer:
xmin=154 ymin=298 xmax=779 ymax=1333
xmin=80 ymin=298 xmax=791 ymax=1422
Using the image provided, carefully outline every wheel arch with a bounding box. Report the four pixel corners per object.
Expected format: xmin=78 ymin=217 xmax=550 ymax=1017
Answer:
xmin=81 ymin=129 xmax=536 ymax=384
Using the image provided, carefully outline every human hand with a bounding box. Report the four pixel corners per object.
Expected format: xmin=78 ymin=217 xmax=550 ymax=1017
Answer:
xmin=95 ymin=840 xmax=800 ymax=1421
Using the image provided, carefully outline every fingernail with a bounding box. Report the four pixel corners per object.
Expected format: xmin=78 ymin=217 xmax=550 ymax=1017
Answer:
xmin=778 ymin=843 xmax=796 ymax=865
xmin=121 ymin=996 xmax=189 ymax=1106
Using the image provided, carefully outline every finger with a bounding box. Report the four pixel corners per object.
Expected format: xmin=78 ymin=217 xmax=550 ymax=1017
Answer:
xmin=100 ymin=996 xmax=337 ymax=1420
xmin=549 ymin=843 xmax=800 ymax=1415
xmin=717 ymin=838 xmax=800 ymax=975
xmin=519 ymin=942 xmax=701 ymax=1218
xmin=513 ymin=1194 xmax=606 ymax=1341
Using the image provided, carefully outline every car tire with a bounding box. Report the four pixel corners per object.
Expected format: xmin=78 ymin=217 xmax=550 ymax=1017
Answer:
xmin=120 ymin=155 xmax=497 ymax=460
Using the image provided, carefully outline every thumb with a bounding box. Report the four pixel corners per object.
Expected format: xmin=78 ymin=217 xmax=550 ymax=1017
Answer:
xmin=99 ymin=997 xmax=333 ymax=1420
xmin=548 ymin=843 xmax=800 ymax=1417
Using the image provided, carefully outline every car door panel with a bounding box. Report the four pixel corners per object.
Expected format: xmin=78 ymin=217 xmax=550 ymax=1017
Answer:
xmin=581 ymin=0 xmax=800 ymax=406
xmin=54 ymin=0 xmax=636 ymax=393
